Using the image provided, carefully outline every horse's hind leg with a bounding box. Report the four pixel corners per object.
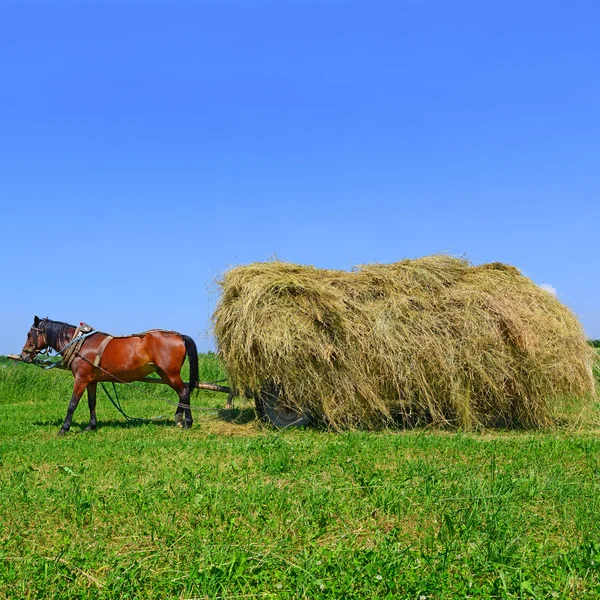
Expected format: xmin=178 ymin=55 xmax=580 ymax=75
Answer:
xmin=158 ymin=371 xmax=193 ymax=429
xmin=178 ymin=382 xmax=193 ymax=429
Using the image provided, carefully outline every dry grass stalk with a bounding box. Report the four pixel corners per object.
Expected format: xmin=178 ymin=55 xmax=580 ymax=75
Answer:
xmin=213 ymin=256 xmax=596 ymax=430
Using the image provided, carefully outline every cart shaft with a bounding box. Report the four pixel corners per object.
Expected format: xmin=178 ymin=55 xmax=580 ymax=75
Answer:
xmin=6 ymin=354 xmax=231 ymax=394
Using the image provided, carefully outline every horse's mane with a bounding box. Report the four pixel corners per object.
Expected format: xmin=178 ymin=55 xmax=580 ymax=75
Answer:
xmin=40 ymin=318 xmax=76 ymax=350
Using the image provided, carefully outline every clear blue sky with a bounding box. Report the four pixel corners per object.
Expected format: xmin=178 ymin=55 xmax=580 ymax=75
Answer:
xmin=2 ymin=0 xmax=599 ymax=355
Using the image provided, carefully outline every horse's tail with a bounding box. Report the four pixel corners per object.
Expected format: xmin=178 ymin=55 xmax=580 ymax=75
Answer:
xmin=182 ymin=335 xmax=199 ymax=395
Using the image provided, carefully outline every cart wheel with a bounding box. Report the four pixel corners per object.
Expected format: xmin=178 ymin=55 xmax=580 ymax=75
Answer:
xmin=257 ymin=388 xmax=311 ymax=428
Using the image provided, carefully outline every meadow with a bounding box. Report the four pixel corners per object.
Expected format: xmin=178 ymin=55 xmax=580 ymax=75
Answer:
xmin=1 ymin=354 xmax=600 ymax=599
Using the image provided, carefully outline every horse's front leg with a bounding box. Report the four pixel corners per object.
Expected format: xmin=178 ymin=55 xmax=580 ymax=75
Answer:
xmin=85 ymin=382 xmax=98 ymax=431
xmin=58 ymin=378 xmax=88 ymax=436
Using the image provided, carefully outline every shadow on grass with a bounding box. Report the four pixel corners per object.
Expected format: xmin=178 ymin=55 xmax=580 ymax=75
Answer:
xmin=32 ymin=407 xmax=259 ymax=431
xmin=32 ymin=418 xmax=174 ymax=430
xmin=217 ymin=407 xmax=258 ymax=424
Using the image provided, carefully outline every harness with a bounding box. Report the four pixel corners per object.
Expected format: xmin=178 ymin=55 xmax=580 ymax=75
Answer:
xmin=61 ymin=323 xmax=96 ymax=369
xmin=93 ymin=335 xmax=114 ymax=367
xmin=89 ymin=329 xmax=176 ymax=368
xmin=32 ymin=325 xmax=177 ymax=370
xmin=30 ymin=323 xmax=97 ymax=370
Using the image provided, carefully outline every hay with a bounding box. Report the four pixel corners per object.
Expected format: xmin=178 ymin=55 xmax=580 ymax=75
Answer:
xmin=213 ymin=256 xmax=596 ymax=430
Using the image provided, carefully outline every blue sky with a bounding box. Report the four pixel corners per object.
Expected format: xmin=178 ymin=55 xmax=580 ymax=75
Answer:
xmin=1 ymin=0 xmax=599 ymax=355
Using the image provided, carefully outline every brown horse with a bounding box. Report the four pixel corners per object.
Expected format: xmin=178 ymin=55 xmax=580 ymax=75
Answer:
xmin=20 ymin=316 xmax=199 ymax=435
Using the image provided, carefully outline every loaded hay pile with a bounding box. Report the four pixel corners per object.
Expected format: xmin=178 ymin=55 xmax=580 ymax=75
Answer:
xmin=213 ymin=256 xmax=596 ymax=430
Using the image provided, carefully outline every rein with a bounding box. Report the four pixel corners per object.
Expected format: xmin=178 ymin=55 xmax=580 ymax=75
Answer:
xmin=99 ymin=381 xmax=167 ymax=423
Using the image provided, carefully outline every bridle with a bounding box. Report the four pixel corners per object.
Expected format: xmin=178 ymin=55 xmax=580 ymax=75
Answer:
xmin=22 ymin=326 xmax=50 ymax=361
xmin=22 ymin=321 xmax=96 ymax=369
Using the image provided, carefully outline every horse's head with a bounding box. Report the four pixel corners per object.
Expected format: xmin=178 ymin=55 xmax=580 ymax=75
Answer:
xmin=21 ymin=316 xmax=48 ymax=363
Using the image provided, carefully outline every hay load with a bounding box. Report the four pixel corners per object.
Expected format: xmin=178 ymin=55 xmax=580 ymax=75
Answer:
xmin=213 ymin=256 xmax=596 ymax=430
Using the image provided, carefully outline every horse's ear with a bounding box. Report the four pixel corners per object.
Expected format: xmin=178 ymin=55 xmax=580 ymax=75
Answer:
xmin=33 ymin=315 xmax=40 ymax=326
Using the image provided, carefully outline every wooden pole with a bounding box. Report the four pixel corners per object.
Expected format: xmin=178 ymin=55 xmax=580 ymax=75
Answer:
xmin=6 ymin=354 xmax=232 ymax=394
xmin=140 ymin=378 xmax=232 ymax=394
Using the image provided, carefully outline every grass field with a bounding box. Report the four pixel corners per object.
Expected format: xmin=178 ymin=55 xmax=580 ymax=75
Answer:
xmin=1 ymin=354 xmax=600 ymax=599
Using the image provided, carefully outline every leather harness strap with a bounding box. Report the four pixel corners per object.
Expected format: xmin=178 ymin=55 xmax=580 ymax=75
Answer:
xmin=94 ymin=335 xmax=114 ymax=368
xmin=61 ymin=326 xmax=174 ymax=370
xmin=62 ymin=327 xmax=86 ymax=369
xmin=90 ymin=330 xmax=175 ymax=368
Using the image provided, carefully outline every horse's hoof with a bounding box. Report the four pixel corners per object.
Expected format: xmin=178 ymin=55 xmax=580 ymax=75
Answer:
xmin=84 ymin=425 xmax=96 ymax=432
xmin=57 ymin=429 xmax=67 ymax=437
xmin=174 ymin=414 xmax=184 ymax=427
xmin=182 ymin=422 xmax=192 ymax=430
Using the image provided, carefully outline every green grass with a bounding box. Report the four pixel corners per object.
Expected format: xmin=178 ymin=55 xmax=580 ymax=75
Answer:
xmin=1 ymin=354 xmax=600 ymax=599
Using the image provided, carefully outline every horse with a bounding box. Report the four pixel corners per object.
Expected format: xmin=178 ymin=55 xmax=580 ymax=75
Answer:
xmin=20 ymin=316 xmax=199 ymax=435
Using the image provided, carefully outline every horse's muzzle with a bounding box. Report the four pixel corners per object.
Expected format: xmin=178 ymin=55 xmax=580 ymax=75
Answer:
xmin=20 ymin=353 xmax=33 ymax=363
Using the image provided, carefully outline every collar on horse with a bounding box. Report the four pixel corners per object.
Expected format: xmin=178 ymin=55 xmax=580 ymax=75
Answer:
xmin=35 ymin=323 xmax=97 ymax=370
xmin=60 ymin=323 xmax=97 ymax=369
